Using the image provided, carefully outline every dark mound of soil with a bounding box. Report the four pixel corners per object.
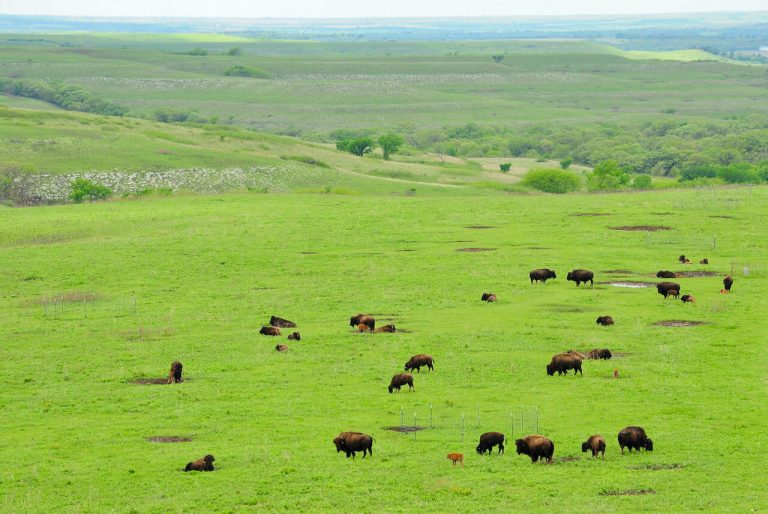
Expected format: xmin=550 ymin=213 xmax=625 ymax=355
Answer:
xmin=131 ymin=377 xmax=169 ymax=385
xmin=603 ymin=269 xmax=634 ymax=275
xmin=524 ymin=246 xmax=550 ymax=250
xmin=676 ymin=271 xmax=718 ymax=277
xmin=384 ymin=426 xmax=427 ymax=433
xmin=146 ymin=436 xmax=193 ymax=443
xmin=456 ymin=247 xmax=497 ymax=252
xmin=465 ymin=225 xmax=496 ymax=229
xmin=600 ymin=489 xmax=656 ymax=496
xmin=609 ymin=225 xmax=672 ymax=231
xmin=572 ymin=213 xmax=611 ymax=217
xmin=628 ymin=463 xmax=685 ymax=471
xmin=558 ymin=456 xmax=580 ymax=463
xmin=654 ymin=320 xmax=708 ymax=327
xmin=602 ymin=281 xmax=654 ymax=288
xmin=398 ymin=249 xmax=418 ymax=252
xmin=300 ymin=251 xmax=317 ymax=255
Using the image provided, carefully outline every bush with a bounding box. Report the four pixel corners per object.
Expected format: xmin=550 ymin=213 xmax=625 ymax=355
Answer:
xmin=560 ymin=157 xmax=573 ymax=170
xmin=717 ymin=163 xmax=759 ymax=184
xmin=521 ymin=168 xmax=582 ymax=194
xmin=187 ymin=48 xmax=207 ymax=56
xmin=337 ymin=137 xmax=375 ymax=157
xmin=632 ymin=174 xmax=653 ymax=189
xmin=680 ymin=164 xmax=719 ymax=181
xmin=227 ymin=47 xmax=242 ymax=56
xmin=70 ymin=178 xmax=112 ymax=203
xmin=223 ymin=66 xmax=269 ymax=79
xmin=499 ymin=163 xmax=511 ymax=173
xmin=0 ymin=78 xmax=126 ymax=116
xmin=280 ymin=155 xmax=330 ymax=168
xmin=587 ymin=160 xmax=630 ymax=191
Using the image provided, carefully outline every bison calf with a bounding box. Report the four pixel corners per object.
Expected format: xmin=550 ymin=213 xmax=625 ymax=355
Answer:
xmin=260 ymin=326 xmax=281 ymax=336
xmin=481 ymin=293 xmax=497 ymax=302
xmin=374 ymin=324 xmax=396 ymax=333
xmin=269 ymin=316 xmax=296 ymax=328
xmin=167 ymin=360 xmax=183 ymax=384
xmin=275 ymin=344 xmax=288 ymax=352
xmin=447 ymin=453 xmax=464 ymax=467
xmin=404 ymin=354 xmax=434 ymax=373
xmin=596 ymin=316 xmax=614 ymax=326
xmin=515 ymin=435 xmax=554 ymax=464
xmin=547 ymin=353 xmax=583 ymax=376
xmin=581 ymin=435 xmax=606 ymax=459
xmin=388 ymin=373 xmax=414 ymax=393
xmin=184 ymin=454 xmax=215 ymax=472
xmin=666 ymin=289 xmax=679 ymax=299
xmin=618 ymin=426 xmax=653 ymax=454
xmin=287 ymin=332 xmax=301 ymax=341
xmin=476 ymin=432 xmax=505 ymax=455
xmin=680 ymin=294 xmax=695 ymax=303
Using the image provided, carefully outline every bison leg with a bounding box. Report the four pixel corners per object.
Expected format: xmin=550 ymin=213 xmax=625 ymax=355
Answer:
xmin=499 ymin=443 xmax=504 ymax=454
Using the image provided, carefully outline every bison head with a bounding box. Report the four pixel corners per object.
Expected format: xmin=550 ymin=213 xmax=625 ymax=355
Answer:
xmin=514 ymin=439 xmax=528 ymax=455
xmin=566 ymin=272 xmax=573 ymax=280
xmin=644 ymin=439 xmax=654 ymax=451
xmin=333 ymin=437 xmax=344 ymax=452
xmin=581 ymin=442 xmax=590 ymax=453
xmin=475 ymin=444 xmax=484 ymax=455
xmin=387 ymin=385 xmax=394 ymax=393
xmin=203 ymin=455 xmax=215 ymax=463
xmin=349 ymin=316 xmax=359 ymax=327
xmin=601 ymin=350 xmax=612 ymax=359
xmin=549 ymin=270 xmax=557 ymax=279
xmin=546 ymin=364 xmax=555 ymax=376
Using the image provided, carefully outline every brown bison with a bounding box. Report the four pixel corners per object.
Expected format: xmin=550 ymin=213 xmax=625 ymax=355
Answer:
xmin=260 ymin=326 xmax=281 ymax=336
xmin=680 ymin=294 xmax=695 ymax=303
xmin=581 ymin=435 xmax=606 ymax=459
xmin=167 ymin=361 xmax=183 ymax=384
xmin=618 ymin=426 xmax=653 ymax=453
xmin=404 ymin=354 xmax=434 ymax=373
xmin=530 ymin=268 xmax=557 ymax=284
xmin=678 ymin=254 xmax=687 ymax=263
xmin=657 ymin=281 xmax=681 ymax=298
xmin=481 ymin=293 xmax=497 ymax=302
xmin=333 ymin=432 xmax=373 ymax=459
xmin=269 ymin=316 xmax=296 ymax=328
xmin=723 ymin=275 xmax=733 ymax=292
xmin=547 ymin=353 xmax=583 ymax=376
xmin=275 ymin=344 xmax=288 ymax=352
xmin=287 ymin=332 xmax=301 ymax=341
xmin=567 ymin=269 xmax=594 ymax=286
xmin=374 ymin=324 xmax=396 ymax=333
xmin=388 ymin=373 xmax=414 ymax=393
xmin=700 ymin=258 xmax=709 ymax=264
xmin=184 ymin=454 xmax=215 ymax=472
xmin=446 ymin=453 xmax=464 ymax=467
xmin=476 ymin=432 xmax=505 ymax=455
xmin=565 ymin=350 xmax=587 ymax=359
xmin=596 ymin=316 xmax=614 ymax=326
xmin=350 ymin=314 xmax=375 ymax=332
xmin=588 ymin=348 xmax=612 ymax=360
xmin=357 ymin=323 xmax=371 ymax=333
xmin=515 ymin=435 xmax=554 ymax=463
xmin=666 ymin=289 xmax=679 ymax=299
xmin=656 ymin=270 xmax=678 ymax=278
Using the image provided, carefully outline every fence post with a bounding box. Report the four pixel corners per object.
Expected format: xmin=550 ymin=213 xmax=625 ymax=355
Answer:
xmin=429 ymin=404 xmax=433 ymax=428
xmin=401 ymin=407 xmax=404 ymax=430
xmin=477 ymin=405 xmax=480 ymax=429
xmin=414 ymin=414 xmax=417 ymax=440
xmin=461 ymin=414 xmax=465 ymax=443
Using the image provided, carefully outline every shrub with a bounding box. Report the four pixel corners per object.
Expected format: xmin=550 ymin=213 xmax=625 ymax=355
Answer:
xmin=680 ymin=164 xmax=719 ymax=181
xmin=521 ymin=168 xmax=582 ymax=194
xmin=717 ymin=163 xmax=759 ymax=184
xmin=70 ymin=178 xmax=112 ymax=203
xmin=187 ymin=48 xmax=207 ymax=56
xmin=227 ymin=47 xmax=242 ymax=56
xmin=499 ymin=163 xmax=511 ymax=173
xmin=337 ymin=137 xmax=375 ymax=157
xmin=223 ymin=66 xmax=269 ymax=79
xmin=280 ymin=155 xmax=330 ymax=168
xmin=632 ymin=174 xmax=653 ymax=189
xmin=560 ymin=157 xmax=573 ymax=170
xmin=587 ymin=160 xmax=630 ymax=191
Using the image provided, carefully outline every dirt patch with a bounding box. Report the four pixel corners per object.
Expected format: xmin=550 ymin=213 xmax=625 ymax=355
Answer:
xmin=609 ymin=225 xmax=672 ymax=232
xmin=548 ymin=305 xmax=584 ymax=313
xmin=600 ymin=489 xmax=656 ymax=496
xmin=21 ymin=275 xmax=44 ymax=281
xmin=456 ymin=248 xmax=497 ymax=252
xmin=300 ymin=251 xmax=317 ymax=255
xmin=394 ymin=328 xmax=412 ymax=333
xmin=465 ymin=225 xmax=496 ymax=229
xmin=146 ymin=436 xmax=193 ymax=443
xmin=654 ymin=320 xmax=708 ymax=327
xmin=628 ymin=463 xmax=685 ymax=471
xmin=602 ymin=269 xmax=635 ymax=275
xmin=651 ymin=212 xmax=674 ymax=215
xmin=384 ymin=426 xmax=427 ymax=433
xmin=602 ymin=281 xmax=654 ymax=288
xmin=398 ymin=249 xmax=418 ymax=252
xmin=612 ymin=352 xmax=632 ymax=358
xmin=676 ymin=271 xmax=718 ymax=277
xmin=131 ymin=377 xmax=170 ymax=385
xmin=710 ymin=215 xmax=735 ymax=219
xmin=572 ymin=213 xmax=611 ymax=217
xmin=524 ymin=247 xmax=550 ymax=250
xmin=558 ymin=456 xmax=580 ymax=463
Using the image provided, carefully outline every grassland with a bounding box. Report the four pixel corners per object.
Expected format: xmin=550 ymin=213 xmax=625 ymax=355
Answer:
xmin=1 ymin=186 xmax=766 ymax=512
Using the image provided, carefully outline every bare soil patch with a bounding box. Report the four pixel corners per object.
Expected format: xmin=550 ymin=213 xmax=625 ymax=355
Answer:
xmin=602 ymin=281 xmax=654 ymax=288
xmin=558 ymin=456 xmax=580 ymax=463
xmin=710 ymin=215 xmax=735 ymax=219
xmin=456 ymin=247 xmax=497 ymax=252
xmin=628 ymin=463 xmax=685 ymax=471
xmin=131 ymin=377 xmax=171 ymax=385
xmin=602 ymin=269 xmax=634 ymax=275
xmin=609 ymin=225 xmax=672 ymax=232
xmin=398 ymin=249 xmax=418 ymax=252
xmin=612 ymin=352 xmax=632 ymax=358
xmin=300 ymin=251 xmax=317 ymax=255
xmin=676 ymin=271 xmax=718 ymax=277
xmin=600 ymin=489 xmax=656 ymax=496
xmin=384 ymin=426 xmax=427 ymax=433
xmin=146 ymin=436 xmax=193 ymax=443
xmin=572 ymin=213 xmax=611 ymax=217
xmin=654 ymin=320 xmax=708 ymax=327
xmin=524 ymin=246 xmax=550 ymax=250
xmin=465 ymin=225 xmax=496 ymax=229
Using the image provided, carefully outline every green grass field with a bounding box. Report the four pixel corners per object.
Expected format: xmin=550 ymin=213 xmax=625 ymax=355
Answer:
xmin=2 ymin=186 xmax=766 ymax=512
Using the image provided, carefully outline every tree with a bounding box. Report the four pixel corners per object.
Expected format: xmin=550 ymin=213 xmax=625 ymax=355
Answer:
xmin=337 ymin=137 xmax=375 ymax=157
xmin=499 ymin=163 xmax=511 ymax=173
xmin=492 ymin=55 xmax=505 ymax=63
xmin=560 ymin=157 xmax=573 ymax=170
xmin=227 ymin=47 xmax=242 ymax=56
xmin=587 ymin=160 xmax=630 ymax=191
xmin=378 ymin=133 xmax=404 ymax=160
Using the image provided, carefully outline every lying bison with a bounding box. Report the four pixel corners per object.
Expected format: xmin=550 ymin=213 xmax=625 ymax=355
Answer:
xmin=275 ymin=344 xmax=288 ymax=352
xmin=388 ymin=373 xmax=414 ymax=393
xmin=679 ymin=254 xmax=689 ymax=264
xmin=681 ymin=294 xmax=695 ymax=303
xmin=547 ymin=353 xmax=583 ymax=376
xmin=404 ymin=354 xmax=434 ymax=373
xmin=333 ymin=432 xmax=373 ymax=459
xmin=588 ymin=348 xmax=612 ymax=360
xmin=723 ymin=275 xmax=733 ymax=292
xmin=481 ymin=293 xmax=497 ymax=302
xmin=350 ymin=314 xmax=375 ymax=332
xmin=260 ymin=326 xmax=281 ymax=336
xmin=581 ymin=435 xmax=606 ymax=459
xmin=530 ymin=269 xmax=557 ymax=284
xmin=375 ymin=324 xmax=396 ymax=333
xmin=596 ymin=316 xmax=614 ymax=326
xmin=657 ymin=281 xmax=681 ymax=298
xmin=167 ymin=360 xmax=183 ymax=384
xmin=184 ymin=454 xmax=215 ymax=472
xmin=567 ymin=269 xmax=594 ymax=287
xmin=269 ymin=316 xmax=296 ymax=328
xmin=618 ymin=426 xmax=653 ymax=453
xmin=700 ymin=258 xmax=709 ymax=264
xmin=515 ymin=435 xmax=554 ymax=463
xmin=287 ymin=332 xmax=301 ymax=341
xmin=656 ymin=270 xmax=678 ymax=279
xmin=476 ymin=432 xmax=505 ymax=455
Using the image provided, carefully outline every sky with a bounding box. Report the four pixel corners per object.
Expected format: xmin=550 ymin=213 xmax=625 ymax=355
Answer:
xmin=0 ymin=0 xmax=766 ymax=19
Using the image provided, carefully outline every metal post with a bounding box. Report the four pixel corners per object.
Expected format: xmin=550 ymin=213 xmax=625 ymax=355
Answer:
xmin=401 ymin=406 xmax=404 ymax=429
xmin=429 ymin=404 xmax=433 ymax=428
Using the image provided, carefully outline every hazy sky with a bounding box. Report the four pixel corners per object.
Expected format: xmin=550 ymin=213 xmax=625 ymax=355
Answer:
xmin=1 ymin=0 xmax=766 ymax=18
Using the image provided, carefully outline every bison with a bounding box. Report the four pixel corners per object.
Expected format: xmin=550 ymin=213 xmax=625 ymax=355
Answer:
xmin=388 ymin=373 xmax=414 ymax=393
xmin=167 ymin=361 xmax=183 ymax=384
xmin=681 ymin=294 xmax=695 ymax=303
xmin=723 ymin=275 xmax=733 ymax=292
xmin=287 ymin=332 xmax=301 ymax=341
xmin=656 ymin=270 xmax=678 ymax=278
xmin=404 ymin=354 xmax=434 ymax=373
xmin=588 ymin=348 xmax=612 ymax=360
xmin=357 ymin=323 xmax=371 ymax=333
xmin=350 ymin=314 xmax=375 ymax=332
xmin=184 ymin=454 xmax=215 ymax=472
xmin=596 ymin=316 xmax=614 ymax=326
xmin=333 ymin=432 xmax=373 ymax=459
xmin=700 ymin=258 xmax=709 ymax=264
xmin=515 ymin=435 xmax=554 ymax=463
xmin=565 ymin=350 xmax=587 ymax=359
xmin=374 ymin=324 xmax=396 ymax=333
xmin=476 ymin=432 xmax=505 ymax=455
xmin=547 ymin=353 xmax=583 ymax=376
xmin=567 ymin=269 xmax=594 ymax=287
xmin=581 ymin=435 xmax=606 ymax=459
xmin=618 ymin=426 xmax=653 ymax=454
xmin=481 ymin=293 xmax=497 ymax=302
xmin=275 ymin=344 xmax=288 ymax=352
xmin=678 ymin=254 xmax=690 ymax=264
xmin=446 ymin=452 xmax=464 ymax=467
xmin=666 ymin=289 xmax=679 ymax=299
xmin=657 ymin=281 xmax=681 ymax=298
xmin=260 ymin=325 xmax=281 ymax=336
xmin=530 ymin=268 xmax=557 ymax=284
xmin=269 ymin=316 xmax=296 ymax=328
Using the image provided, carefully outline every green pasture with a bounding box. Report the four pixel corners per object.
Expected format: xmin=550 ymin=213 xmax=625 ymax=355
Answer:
xmin=1 ymin=187 xmax=766 ymax=512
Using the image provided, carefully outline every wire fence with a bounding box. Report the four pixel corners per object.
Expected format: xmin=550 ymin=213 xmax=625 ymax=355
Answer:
xmin=39 ymin=294 xmax=138 ymax=319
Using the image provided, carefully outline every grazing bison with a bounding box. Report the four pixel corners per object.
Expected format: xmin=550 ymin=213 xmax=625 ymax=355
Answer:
xmin=700 ymin=258 xmax=709 ymax=264
xmin=167 ymin=360 xmax=183 ymax=384
xmin=581 ymin=435 xmax=606 ymax=459
xmin=374 ymin=324 xmax=396 ymax=333
xmin=446 ymin=453 xmax=464 ymax=467
xmin=596 ymin=316 xmax=614 ymax=326
xmin=388 ymin=373 xmax=414 ymax=393
xmin=567 ymin=269 xmax=594 ymax=287
xmin=476 ymin=432 xmax=505 ymax=455
xmin=184 ymin=454 xmax=215 ymax=472
xmin=656 ymin=270 xmax=678 ymax=279
xmin=404 ymin=354 xmax=434 ymax=373
xmin=350 ymin=314 xmax=375 ymax=332
xmin=275 ymin=344 xmax=288 ymax=352
xmin=515 ymin=435 xmax=554 ymax=464
xmin=333 ymin=432 xmax=373 ymax=459
xmin=269 ymin=316 xmax=296 ymax=328
xmin=547 ymin=353 xmax=583 ymax=376
xmin=723 ymin=275 xmax=733 ymax=292
xmin=588 ymin=348 xmax=612 ymax=360
xmin=481 ymin=293 xmax=497 ymax=302
xmin=681 ymin=294 xmax=695 ymax=303
xmin=656 ymin=281 xmax=681 ymax=298
xmin=260 ymin=326 xmax=281 ymax=336
xmin=666 ymin=289 xmax=679 ymax=299
xmin=618 ymin=426 xmax=653 ymax=454
xmin=530 ymin=268 xmax=557 ymax=284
